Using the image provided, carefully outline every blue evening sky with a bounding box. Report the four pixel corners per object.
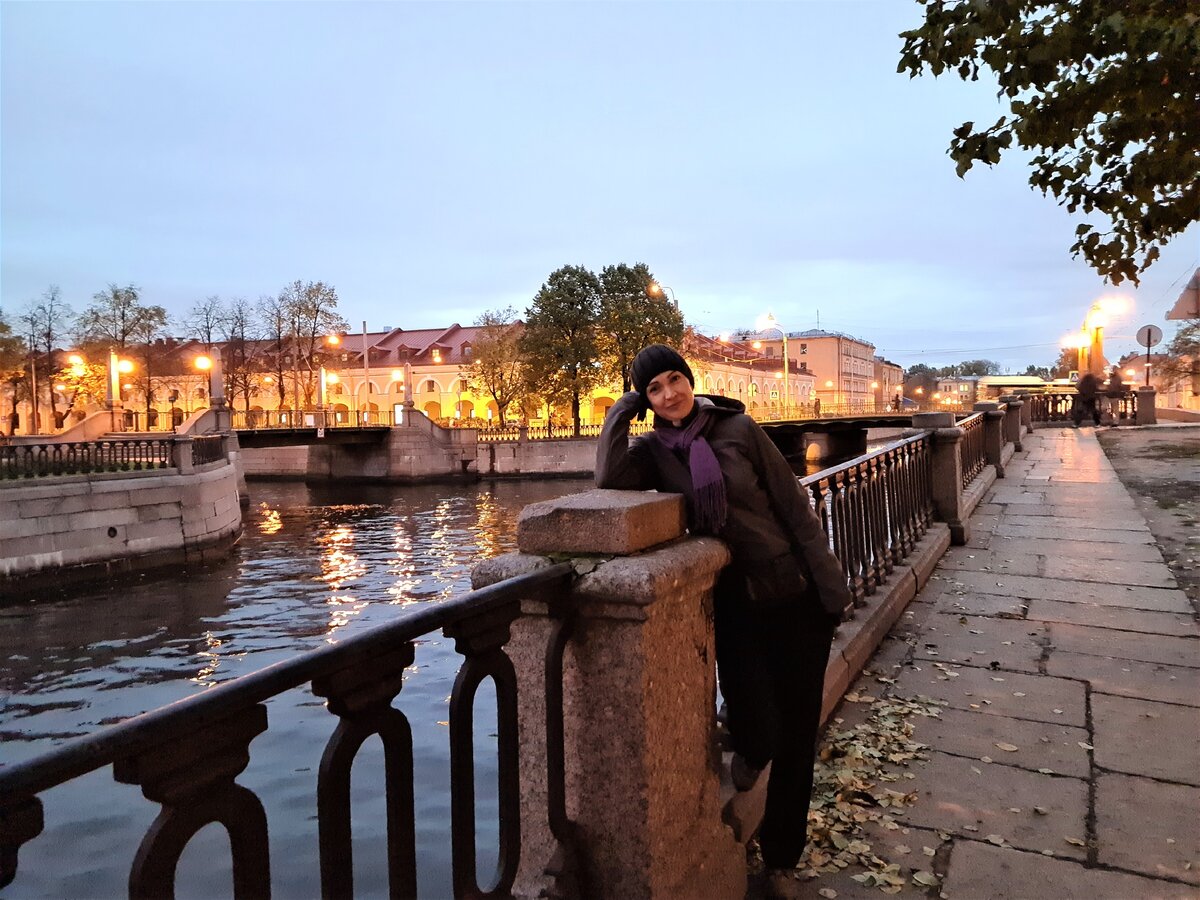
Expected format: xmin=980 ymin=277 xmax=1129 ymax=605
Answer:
xmin=3 ymin=1 xmax=1196 ymax=372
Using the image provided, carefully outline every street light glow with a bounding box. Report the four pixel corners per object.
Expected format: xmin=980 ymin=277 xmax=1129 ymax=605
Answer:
xmin=116 ymin=359 xmax=135 ymax=374
xmin=68 ymin=354 xmax=84 ymax=366
xmin=326 ymin=334 xmax=341 ymax=346
xmin=390 ymin=369 xmax=404 ymax=382
xmin=194 ymin=355 xmax=213 ymax=371
xmin=325 ymin=372 xmax=339 ymax=384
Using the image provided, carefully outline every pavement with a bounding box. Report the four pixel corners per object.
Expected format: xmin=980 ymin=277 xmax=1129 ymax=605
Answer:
xmin=764 ymin=426 xmax=1200 ymax=900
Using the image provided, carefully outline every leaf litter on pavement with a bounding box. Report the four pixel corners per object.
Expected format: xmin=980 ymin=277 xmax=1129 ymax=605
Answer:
xmin=776 ymin=689 xmax=947 ymax=892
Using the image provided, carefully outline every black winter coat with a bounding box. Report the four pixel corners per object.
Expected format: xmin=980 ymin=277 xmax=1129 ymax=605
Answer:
xmin=595 ymin=392 xmax=851 ymax=617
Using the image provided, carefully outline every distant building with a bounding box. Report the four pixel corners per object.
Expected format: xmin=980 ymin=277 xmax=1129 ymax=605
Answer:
xmin=730 ymin=328 xmax=876 ymax=410
xmin=935 ymin=375 xmax=981 ymax=409
xmin=685 ymin=331 xmax=815 ymax=414
xmin=873 ymin=356 xmax=904 ymax=409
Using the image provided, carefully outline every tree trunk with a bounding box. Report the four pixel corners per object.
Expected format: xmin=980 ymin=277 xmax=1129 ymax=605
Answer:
xmin=571 ymin=389 xmax=581 ymax=437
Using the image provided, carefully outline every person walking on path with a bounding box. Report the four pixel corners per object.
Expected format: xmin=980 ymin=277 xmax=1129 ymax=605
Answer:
xmin=1104 ymin=367 xmax=1126 ymax=425
xmin=1073 ymin=371 xmax=1102 ymax=427
xmin=595 ymin=344 xmax=852 ymax=895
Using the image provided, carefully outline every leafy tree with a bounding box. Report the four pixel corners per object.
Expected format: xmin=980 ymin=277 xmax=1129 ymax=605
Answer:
xmin=77 ymin=283 xmax=166 ymax=350
xmin=597 ymin=263 xmax=686 ymax=392
xmin=222 ymin=296 xmax=263 ymax=413
xmin=1157 ymin=318 xmax=1200 ymax=392
xmin=904 ymin=363 xmax=939 ymax=396
xmin=899 ymin=1 xmax=1199 ymax=284
xmin=519 ymin=265 xmax=603 ymax=436
xmin=468 ymin=307 xmax=526 ymax=424
xmin=1050 ymin=346 xmax=1079 ymax=379
xmin=1023 ymin=363 xmax=1052 ymax=379
xmin=0 ymin=311 xmax=27 ymax=433
xmin=20 ymin=285 xmax=74 ymax=429
xmin=278 ymin=280 xmax=349 ymax=408
xmin=53 ymin=357 xmax=107 ymax=414
xmin=257 ymin=294 xmax=292 ymax=411
xmin=957 ymin=358 xmax=1001 ymax=376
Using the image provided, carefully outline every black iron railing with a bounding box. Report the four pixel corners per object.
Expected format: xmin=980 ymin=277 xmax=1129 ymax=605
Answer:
xmin=958 ymin=412 xmax=986 ymax=488
xmin=800 ymin=433 xmax=933 ymax=605
xmin=231 ymin=409 xmax=395 ymax=429
xmin=0 ymin=439 xmax=174 ymax=480
xmin=0 ymin=564 xmax=576 ymax=899
xmin=191 ymin=434 xmax=226 ymax=466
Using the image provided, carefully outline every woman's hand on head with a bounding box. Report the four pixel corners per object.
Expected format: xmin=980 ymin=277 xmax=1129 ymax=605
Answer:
xmin=615 ymin=390 xmax=650 ymax=420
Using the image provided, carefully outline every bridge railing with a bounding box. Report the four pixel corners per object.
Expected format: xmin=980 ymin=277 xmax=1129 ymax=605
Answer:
xmin=231 ymin=408 xmax=395 ymax=429
xmin=957 ymin=411 xmax=986 ymax=489
xmin=801 ymin=432 xmax=933 ymax=605
xmin=476 ymin=421 xmax=653 ymax=442
xmin=1025 ymin=390 xmax=1137 ymax=424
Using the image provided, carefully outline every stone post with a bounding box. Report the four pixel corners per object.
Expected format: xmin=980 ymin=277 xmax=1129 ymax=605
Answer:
xmin=1136 ymin=387 xmax=1157 ymax=425
xmin=914 ymin=412 xmax=968 ymax=545
xmin=999 ymin=396 xmax=1023 ymax=452
xmin=472 ymin=490 xmax=743 ymax=899
xmin=973 ymin=402 xmax=1006 ymax=478
xmin=1017 ymin=392 xmax=1033 ymax=435
xmin=173 ymin=435 xmax=195 ymax=474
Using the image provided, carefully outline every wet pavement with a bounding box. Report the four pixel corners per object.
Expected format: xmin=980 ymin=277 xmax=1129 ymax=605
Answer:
xmin=772 ymin=425 xmax=1199 ymax=899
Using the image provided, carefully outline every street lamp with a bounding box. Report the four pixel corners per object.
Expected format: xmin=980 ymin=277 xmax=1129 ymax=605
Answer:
xmin=646 ymin=281 xmax=678 ymax=307
xmin=759 ymin=313 xmax=789 ymax=416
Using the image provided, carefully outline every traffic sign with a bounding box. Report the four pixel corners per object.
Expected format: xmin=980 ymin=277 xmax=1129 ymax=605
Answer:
xmin=1136 ymin=324 xmax=1163 ymax=349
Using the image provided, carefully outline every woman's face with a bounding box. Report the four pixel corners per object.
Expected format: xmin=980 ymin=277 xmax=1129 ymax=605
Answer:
xmin=645 ymin=370 xmax=695 ymax=423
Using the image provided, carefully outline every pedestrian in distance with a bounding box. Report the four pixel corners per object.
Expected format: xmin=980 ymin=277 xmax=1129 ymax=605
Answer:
xmin=1104 ymin=368 xmax=1126 ymax=425
xmin=595 ymin=344 xmax=853 ymax=896
xmin=1073 ymin=371 xmax=1102 ymax=427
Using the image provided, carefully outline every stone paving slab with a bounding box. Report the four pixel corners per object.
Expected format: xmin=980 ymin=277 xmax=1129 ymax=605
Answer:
xmin=1001 ymin=513 xmax=1150 ymax=532
xmin=910 ymin=707 xmax=1091 ymax=778
xmin=1046 ymin=622 xmax=1200 ymax=668
xmin=984 ymin=487 xmax=1046 ymax=504
xmin=1096 ymin=772 xmax=1200 ymax=884
xmin=992 ymin=536 xmax=1166 ymax=562
xmin=1025 ymin=598 xmax=1198 ymax=637
xmin=918 ymin=614 xmax=1044 ymax=673
xmin=893 ymin=664 xmax=1086 ymax=728
xmin=1091 ymin=693 xmax=1200 ymax=785
xmin=936 ymin=550 xmax=1043 ymax=577
xmin=1044 ymin=650 xmax=1200 ymax=706
xmin=916 ymin=585 xmax=1022 ymax=619
xmin=937 ymin=569 xmax=1191 ymax=612
xmin=941 ymin=840 xmax=1199 ymax=900
xmin=992 ymin=502 xmax=1142 ymax=518
xmin=1042 ymin=555 xmax=1178 ymax=587
xmin=993 ymin=522 xmax=1156 ymax=543
xmin=902 ymin=751 xmax=1088 ymax=860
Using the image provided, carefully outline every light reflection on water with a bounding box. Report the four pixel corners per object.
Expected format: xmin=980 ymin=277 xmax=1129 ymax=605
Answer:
xmin=0 ymin=477 xmax=592 ymax=900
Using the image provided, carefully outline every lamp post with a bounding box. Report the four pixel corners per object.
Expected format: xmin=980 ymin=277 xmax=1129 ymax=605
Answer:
xmin=647 ymin=281 xmax=678 ymax=308
xmin=760 ymin=313 xmax=789 ymax=416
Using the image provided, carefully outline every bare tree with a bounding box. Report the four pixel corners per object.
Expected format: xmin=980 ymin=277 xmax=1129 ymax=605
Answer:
xmin=183 ymin=295 xmax=228 ymax=348
xmin=221 ymin=296 xmax=262 ymax=414
xmin=20 ymin=285 xmax=74 ymax=429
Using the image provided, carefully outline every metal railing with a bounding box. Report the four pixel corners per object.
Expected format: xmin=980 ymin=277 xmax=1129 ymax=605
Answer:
xmin=0 ymin=564 xmax=577 ymax=898
xmin=0 ymin=438 xmax=174 ymax=480
xmin=231 ymin=409 xmax=395 ymax=429
xmin=476 ymin=421 xmax=653 ymax=443
xmin=800 ymin=432 xmax=933 ymax=605
xmin=191 ymin=434 xmax=226 ymax=466
xmin=958 ymin=412 xmax=986 ymax=488
xmin=0 ymin=430 xmax=945 ymax=894
xmin=750 ymin=401 xmax=917 ymax=422
xmin=1025 ymin=390 xmax=1136 ymax=423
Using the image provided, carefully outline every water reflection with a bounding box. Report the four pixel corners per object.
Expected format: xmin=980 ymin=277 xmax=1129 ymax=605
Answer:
xmin=0 ymin=477 xmax=592 ymax=899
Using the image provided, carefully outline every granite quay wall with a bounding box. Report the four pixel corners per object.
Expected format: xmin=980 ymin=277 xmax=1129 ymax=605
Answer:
xmin=0 ymin=457 xmax=242 ymax=597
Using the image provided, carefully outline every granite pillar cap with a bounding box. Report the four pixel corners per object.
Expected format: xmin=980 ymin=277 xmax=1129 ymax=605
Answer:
xmin=517 ymin=489 xmax=686 ymax=556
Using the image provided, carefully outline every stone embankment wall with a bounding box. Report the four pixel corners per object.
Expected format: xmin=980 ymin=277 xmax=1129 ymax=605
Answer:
xmin=0 ymin=461 xmax=242 ymax=595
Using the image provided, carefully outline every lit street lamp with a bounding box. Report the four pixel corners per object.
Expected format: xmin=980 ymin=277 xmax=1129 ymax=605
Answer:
xmin=646 ymin=281 xmax=678 ymax=307
xmin=759 ymin=313 xmax=790 ymax=415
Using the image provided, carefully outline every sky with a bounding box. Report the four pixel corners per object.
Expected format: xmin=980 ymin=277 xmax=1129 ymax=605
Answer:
xmin=2 ymin=1 xmax=1196 ymax=374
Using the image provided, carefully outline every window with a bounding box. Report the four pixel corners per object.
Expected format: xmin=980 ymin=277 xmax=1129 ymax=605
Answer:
xmin=424 ymin=380 xmax=436 ymax=392
xmin=462 ymin=344 xmax=473 ymax=358
xmin=799 ymin=343 xmax=807 ymax=354
xmin=766 ymin=347 xmax=775 ymax=358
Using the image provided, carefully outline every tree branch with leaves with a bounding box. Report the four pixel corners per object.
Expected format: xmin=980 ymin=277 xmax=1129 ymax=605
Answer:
xmin=899 ymin=0 xmax=1199 ymax=284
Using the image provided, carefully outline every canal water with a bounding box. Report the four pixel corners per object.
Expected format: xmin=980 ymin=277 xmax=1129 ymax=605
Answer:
xmin=0 ymin=477 xmax=593 ymax=900
xmin=0 ymin=437 xmax=893 ymax=898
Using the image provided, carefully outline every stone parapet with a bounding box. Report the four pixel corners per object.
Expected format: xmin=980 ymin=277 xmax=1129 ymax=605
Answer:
xmin=473 ymin=491 xmax=743 ymax=899
xmin=0 ymin=461 xmax=242 ymax=596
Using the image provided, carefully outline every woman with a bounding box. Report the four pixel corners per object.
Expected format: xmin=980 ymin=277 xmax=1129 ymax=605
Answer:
xmin=596 ymin=344 xmax=851 ymax=887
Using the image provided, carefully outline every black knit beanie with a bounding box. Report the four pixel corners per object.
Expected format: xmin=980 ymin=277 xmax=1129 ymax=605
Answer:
xmin=631 ymin=344 xmax=694 ymax=393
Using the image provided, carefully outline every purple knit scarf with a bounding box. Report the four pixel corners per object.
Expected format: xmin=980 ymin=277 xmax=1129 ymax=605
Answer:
xmin=651 ymin=402 xmax=727 ymax=534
